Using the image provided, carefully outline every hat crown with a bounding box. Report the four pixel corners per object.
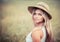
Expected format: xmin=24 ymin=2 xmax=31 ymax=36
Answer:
xmin=37 ymin=2 xmax=49 ymax=11
xmin=28 ymin=2 xmax=52 ymax=19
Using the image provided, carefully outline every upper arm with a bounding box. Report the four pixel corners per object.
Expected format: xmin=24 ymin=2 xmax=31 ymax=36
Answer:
xmin=31 ymin=29 xmax=42 ymax=42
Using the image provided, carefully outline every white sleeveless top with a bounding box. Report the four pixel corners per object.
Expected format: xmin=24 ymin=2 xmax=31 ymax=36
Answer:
xmin=26 ymin=26 xmax=46 ymax=42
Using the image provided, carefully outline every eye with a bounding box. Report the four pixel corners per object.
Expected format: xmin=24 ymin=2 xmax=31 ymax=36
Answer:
xmin=33 ymin=13 xmax=36 ymax=15
xmin=38 ymin=13 xmax=42 ymax=16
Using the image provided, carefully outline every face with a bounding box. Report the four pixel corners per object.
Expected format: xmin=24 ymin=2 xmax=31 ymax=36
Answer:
xmin=32 ymin=9 xmax=44 ymax=24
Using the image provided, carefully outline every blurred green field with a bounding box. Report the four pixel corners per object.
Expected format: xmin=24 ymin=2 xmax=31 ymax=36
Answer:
xmin=0 ymin=0 xmax=60 ymax=42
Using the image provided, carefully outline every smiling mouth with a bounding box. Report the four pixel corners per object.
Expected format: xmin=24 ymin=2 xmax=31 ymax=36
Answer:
xmin=36 ymin=19 xmax=45 ymax=24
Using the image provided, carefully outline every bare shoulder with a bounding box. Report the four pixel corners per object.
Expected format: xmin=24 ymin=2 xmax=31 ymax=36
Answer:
xmin=31 ymin=28 xmax=43 ymax=40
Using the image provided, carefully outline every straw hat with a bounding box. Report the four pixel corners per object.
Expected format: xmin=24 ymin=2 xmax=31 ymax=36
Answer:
xmin=28 ymin=2 xmax=52 ymax=20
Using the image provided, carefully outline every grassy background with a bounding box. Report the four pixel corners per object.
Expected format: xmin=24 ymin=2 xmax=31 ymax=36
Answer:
xmin=0 ymin=0 xmax=60 ymax=42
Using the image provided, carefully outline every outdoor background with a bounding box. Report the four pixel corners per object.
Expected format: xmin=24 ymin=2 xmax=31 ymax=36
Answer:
xmin=0 ymin=0 xmax=60 ymax=42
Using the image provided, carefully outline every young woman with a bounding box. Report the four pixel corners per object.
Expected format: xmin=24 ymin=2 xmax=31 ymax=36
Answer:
xmin=26 ymin=2 xmax=54 ymax=42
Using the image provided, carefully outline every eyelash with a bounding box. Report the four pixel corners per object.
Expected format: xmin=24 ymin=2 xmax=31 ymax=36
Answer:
xmin=38 ymin=14 xmax=42 ymax=16
xmin=33 ymin=13 xmax=42 ymax=16
xmin=33 ymin=13 xmax=36 ymax=15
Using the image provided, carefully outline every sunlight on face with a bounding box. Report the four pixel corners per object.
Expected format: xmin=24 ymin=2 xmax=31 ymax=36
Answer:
xmin=32 ymin=9 xmax=44 ymax=24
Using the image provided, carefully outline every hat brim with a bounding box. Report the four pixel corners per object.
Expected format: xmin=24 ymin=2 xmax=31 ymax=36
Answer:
xmin=28 ymin=6 xmax=52 ymax=20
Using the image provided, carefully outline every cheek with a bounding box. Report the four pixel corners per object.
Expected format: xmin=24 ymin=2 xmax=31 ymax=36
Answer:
xmin=32 ymin=16 xmax=35 ymax=20
xmin=39 ymin=16 xmax=44 ymax=20
xmin=32 ymin=16 xmax=36 ymax=22
xmin=32 ymin=15 xmax=44 ymax=21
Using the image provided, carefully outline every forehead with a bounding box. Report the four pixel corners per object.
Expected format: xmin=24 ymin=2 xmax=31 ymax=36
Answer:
xmin=33 ymin=9 xmax=44 ymax=14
